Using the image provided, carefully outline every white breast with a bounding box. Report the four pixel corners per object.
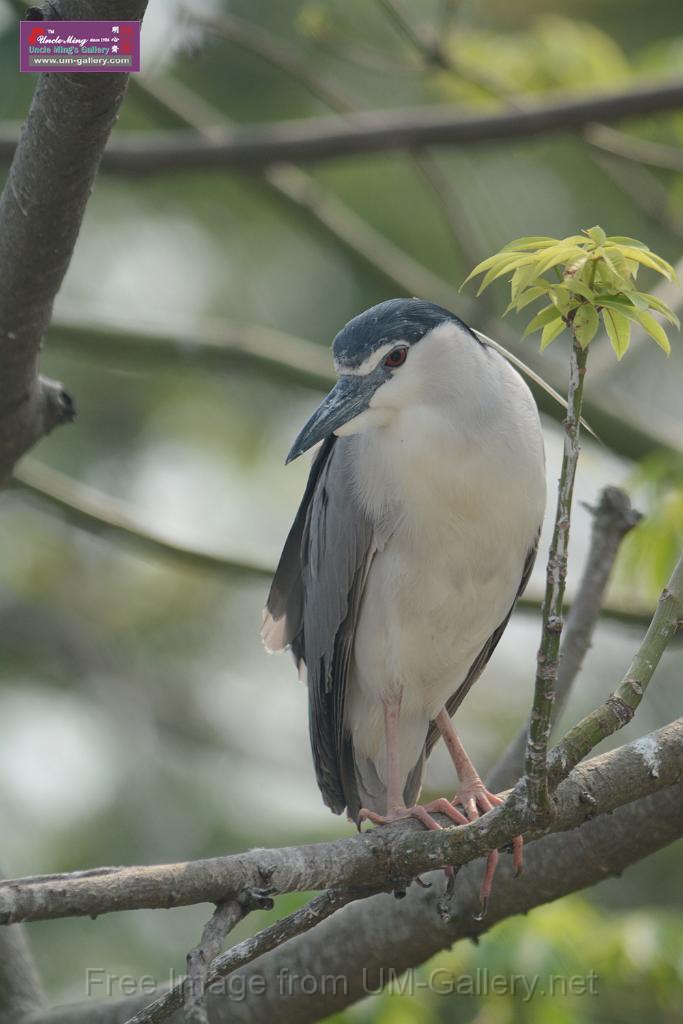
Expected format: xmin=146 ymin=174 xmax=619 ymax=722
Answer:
xmin=343 ymin=328 xmax=546 ymax=778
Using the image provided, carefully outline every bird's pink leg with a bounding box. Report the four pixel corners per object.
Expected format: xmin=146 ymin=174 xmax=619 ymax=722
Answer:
xmin=436 ymin=708 xmax=523 ymax=916
xmin=359 ymin=692 xmax=468 ymax=833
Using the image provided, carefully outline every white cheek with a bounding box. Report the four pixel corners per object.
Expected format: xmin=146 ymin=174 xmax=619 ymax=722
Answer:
xmin=334 ymin=406 xmax=391 ymax=437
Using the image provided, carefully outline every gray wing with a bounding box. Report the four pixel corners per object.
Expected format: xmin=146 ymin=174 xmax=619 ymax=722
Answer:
xmin=262 ymin=436 xmax=377 ymax=815
xmin=424 ymin=534 xmax=540 ymax=757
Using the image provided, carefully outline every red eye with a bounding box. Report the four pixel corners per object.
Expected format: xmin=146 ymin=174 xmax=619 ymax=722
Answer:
xmin=384 ymin=346 xmax=408 ymax=368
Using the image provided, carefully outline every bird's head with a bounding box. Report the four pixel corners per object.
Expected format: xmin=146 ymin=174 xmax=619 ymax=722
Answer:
xmin=286 ymin=298 xmax=481 ymax=463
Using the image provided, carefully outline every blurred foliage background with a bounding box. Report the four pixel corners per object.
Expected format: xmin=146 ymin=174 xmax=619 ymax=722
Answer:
xmin=1 ymin=0 xmax=682 ymax=1020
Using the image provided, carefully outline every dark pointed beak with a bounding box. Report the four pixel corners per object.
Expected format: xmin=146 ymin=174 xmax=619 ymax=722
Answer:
xmin=286 ymin=375 xmax=375 ymax=464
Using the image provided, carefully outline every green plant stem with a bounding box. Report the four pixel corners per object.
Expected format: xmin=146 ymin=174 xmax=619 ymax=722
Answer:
xmin=549 ymin=550 xmax=683 ymax=782
xmin=525 ymin=334 xmax=589 ymax=813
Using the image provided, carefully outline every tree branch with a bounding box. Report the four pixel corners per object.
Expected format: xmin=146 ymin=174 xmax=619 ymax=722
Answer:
xmin=549 ymin=552 xmax=683 ymax=781
xmin=16 ymin=777 xmax=683 ymax=1024
xmin=0 ymin=869 xmax=46 ymax=1019
xmin=3 ymin=79 xmax=682 ymax=175
xmin=585 ymin=122 xmax=683 ymax=172
xmin=9 ymin=459 xmax=662 ymax=630
xmin=12 ymin=460 xmax=275 ymax=581
xmin=124 ymin=889 xmax=369 ymax=1024
xmin=489 ymin=485 xmax=642 ymax=791
xmin=0 ymin=0 xmax=148 ymax=485
xmin=2 ymin=719 xmax=681 ymax=928
xmin=526 ymin=337 xmax=588 ymax=813
xmin=182 ymin=891 xmax=273 ymax=1024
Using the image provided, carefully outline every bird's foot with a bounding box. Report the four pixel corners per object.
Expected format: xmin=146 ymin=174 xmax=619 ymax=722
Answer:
xmin=358 ymin=796 xmax=468 ymax=831
xmin=451 ymin=780 xmax=523 ymax=920
xmin=358 ymin=798 xmax=469 ymax=886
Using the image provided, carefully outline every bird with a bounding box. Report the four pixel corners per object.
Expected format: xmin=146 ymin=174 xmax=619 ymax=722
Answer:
xmin=262 ymin=298 xmax=546 ymax=910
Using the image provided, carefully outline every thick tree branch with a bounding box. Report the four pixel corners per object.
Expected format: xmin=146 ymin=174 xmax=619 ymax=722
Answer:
xmin=2 ymin=719 xmax=681 ymax=928
xmin=16 ymin=779 xmax=683 ymax=1024
xmin=0 ymin=0 xmax=148 ymax=484
xmin=490 ymin=485 xmax=642 ymax=791
xmin=0 ymin=870 xmax=46 ymax=1020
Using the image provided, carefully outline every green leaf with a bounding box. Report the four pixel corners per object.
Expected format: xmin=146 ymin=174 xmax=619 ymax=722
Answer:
xmin=500 ymin=236 xmax=558 ymax=252
xmin=504 ymin=283 xmax=549 ymax=314
xmin=567 ymin=274 xmax=597 ymax=303
xmin=475 ymin=253 xmax=538 ymax=295
xmin=462 ymin=251 xmax=516 ymax=286
xmin=523 ymin=304 xmax=563 ymax=337
xmin=609 ymin=245 xmax=676 ymax=281
xmin=635 ymin=292 xmax=681 ymax=328
xmin=629 ymin=309 xmax=672 ymax=354
xmin=534 ymin=244 xmax=585 ymax=277
xmin=606 ymin=235 xmax=649 ymax=250
xmin=586 ymin=225 xmax=606 ymax=245
xmin=572 ymin=304 xmax=599 ymax=348
xmin=602 ymin=307 xmax=631 ymax=359
xmin=599 ymin=246 xmax=633 ymax=284
xmin=593 ymin=293 xmax=639 ymax=311
xmin=539 ymin=316 xmax=567 ymax=350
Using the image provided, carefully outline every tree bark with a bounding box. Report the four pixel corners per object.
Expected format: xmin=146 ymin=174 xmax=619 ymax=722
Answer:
xmin=0 ymin=0 xmax=148 ymax=484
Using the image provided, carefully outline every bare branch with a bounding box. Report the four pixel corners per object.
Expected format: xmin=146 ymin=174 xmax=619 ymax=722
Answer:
xmin=182 ymin=890 xmax=274 ymax=1024
xmin=54 ymin=71 xmax=682 ymax=464
xmin=125 ymin=889 xmax=367 ymax=1024
xmin=0 ymin=870 xmax=46 ymax=1018
xmin=585 ymin=122 xmax=683 ymax=172
xmin=0 ymin=0 xmax=149 ymax=484
xmin=47 ymin=311 xmax=334 ymax=390
xmin=1 ymin=719 xmax=681 ymax=929
xmin=376 ymin=0 xmax=451 ymax=68
xmin=189 ymin=12 xmax=357 ymax=114
xmin=2 ymin=80 xmax=681 ymax=175
xmin=9 ymin=460 xmax=661 ymax=628
xmin=489 ymin=485 xmax=642 ymax=791
xmin=12 ymin=460 xmax=275 ymax=581
xmin=549 ymin=553 xmax=683 ymax=781
xmin=16 ymin=777 xmax=683 ymax=1024
xmin=526 ymin=338 xmax=589 ymax=813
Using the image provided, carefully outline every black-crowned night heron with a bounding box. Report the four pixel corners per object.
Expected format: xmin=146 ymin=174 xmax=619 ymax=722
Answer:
xmin=262 ymin=298 xmax=546 ymax=909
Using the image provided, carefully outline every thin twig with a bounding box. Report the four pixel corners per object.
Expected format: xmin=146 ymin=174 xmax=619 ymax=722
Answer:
xmin=588 ymin=148 xmax=683 ymax=239
xmin=377 ymin=0 xmax=450 ymax=68
xmin=188 ymin=11 xmax=357 ymax=114
xmin=124 ymin=889 xmax=366 ymax=1024
xmin=585 ymin=122 xmax=683 ymax=172
xmin=12 ymin=460 xmax=275 ymax=581
xmin=191 ymin=9 xmax=472 ymax=263
xmin=549 ymin=551 xmax=683 ymax=782
xmin=11 ymin=457 xmax=657 ymax=628
xmin=489 ymin=485 xmax=642 ymax=792
xmin=48 ymin=310 xmax=334 ymax=390
xmin=526 ymin=336 xmax=589 ymax=814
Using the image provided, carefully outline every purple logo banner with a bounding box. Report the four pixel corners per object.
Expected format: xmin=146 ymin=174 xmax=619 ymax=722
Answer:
xmin=20 ymin=20 xmax=140 ymax=73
